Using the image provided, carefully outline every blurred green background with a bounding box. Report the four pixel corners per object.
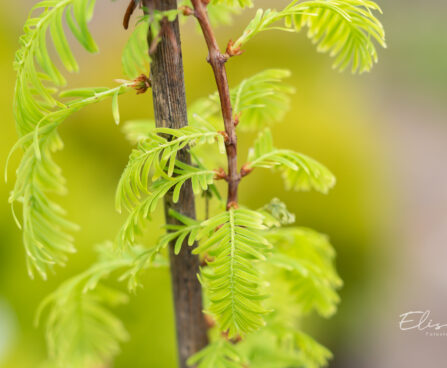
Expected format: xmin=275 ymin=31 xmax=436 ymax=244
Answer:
xmin=1 ymin=1 xmax=447 ymax=367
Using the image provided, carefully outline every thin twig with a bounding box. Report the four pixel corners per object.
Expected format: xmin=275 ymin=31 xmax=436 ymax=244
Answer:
xmin=190 ymin=0 xmax=241 ymax=209
xmin=123 ymin=0 xmax=139 ymax=30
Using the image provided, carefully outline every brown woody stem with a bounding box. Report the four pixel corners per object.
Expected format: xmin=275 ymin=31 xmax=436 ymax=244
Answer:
xmin=190 ymin=0 xmax=240 ymax=209
xmin=142 ymin=1 xmax=208 ymax=367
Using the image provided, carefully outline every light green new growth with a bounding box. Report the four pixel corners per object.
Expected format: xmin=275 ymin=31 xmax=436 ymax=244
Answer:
xmin=247 ymin=129 xmax=336 ymax=194
xmin=187 ymin=339 xmax=245 ymax=368
xmin=231 ymin=0 xmax=386 ymax=73
xmin=36 ymin=242 xmax=166 ymax=368
xmin=9 ymin=0 xmax=385 ymax=366
xmin=8 ymin=0 xmax=135 ymax=279
xmin=194 ymin=208 xmax=272 ymax=337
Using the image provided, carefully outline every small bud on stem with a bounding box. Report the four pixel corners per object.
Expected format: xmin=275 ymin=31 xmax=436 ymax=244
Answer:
xmin=131 ymin=74 xmax=151 ymax=94
xmin=240 ymin=163 xmax=253 ymax=178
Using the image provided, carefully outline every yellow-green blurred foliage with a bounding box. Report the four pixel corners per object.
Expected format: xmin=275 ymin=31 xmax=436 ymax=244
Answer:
xmin=1 ymin=0 xmax=445 ymax=367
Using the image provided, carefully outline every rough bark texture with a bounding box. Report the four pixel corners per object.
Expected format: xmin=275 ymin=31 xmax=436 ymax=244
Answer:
xmin=143 ymin=0 xmax=208 ymax=366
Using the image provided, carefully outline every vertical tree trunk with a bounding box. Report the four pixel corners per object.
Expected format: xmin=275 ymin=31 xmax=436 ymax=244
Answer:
xmin=143 ymin=0 xmax=208 ymax=366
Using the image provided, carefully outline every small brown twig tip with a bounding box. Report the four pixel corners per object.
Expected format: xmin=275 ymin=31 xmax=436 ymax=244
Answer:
xmin=233 ymin=112 xmax=241 ymax=127
xmin=179 ymin=5 xmax=194 ymax=16
xmin=227 ymin=201 xmax=239 ymax=210
xmin=240 ymin=163 xmax=253 ymax=178
xmin=218 ymin=131 xmax=229 ymax=143
xmin=131 ymin=74 xmax=151 ymax=94
xmin=214 ymin=168 xmax=228 ymax=181
xmin=226 ymin=40 xmax=245 ymax=58
xmin=123 ymin=0 xmax=138 ymax=30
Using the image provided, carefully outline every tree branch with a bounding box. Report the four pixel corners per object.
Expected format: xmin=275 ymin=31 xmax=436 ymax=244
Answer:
xmin=190 ymin=0 xmax=241 ymax=209
xmin=142 ymin=1 xmax=208 ymax=367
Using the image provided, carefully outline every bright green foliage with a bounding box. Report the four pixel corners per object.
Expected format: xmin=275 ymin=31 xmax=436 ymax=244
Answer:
xmin=122 ymin=69 xmax=294 ymax=138
xmin=267 ymin=227 xmax=342 ymax=317
xmin=122 ymin=119 xmax=156 ymax=144
xmin=8 ymin=83 xmax=129 ymax=279
xmin=193 ymin=209 xmax=272 ymax=338
xmin=217 ymin=69 xmax=295 ymax=131
xmin=232 ymin=0 xmax=386 ymax=73
xmin=8 ymin=0 xmax=384 ymax=365
xmin=122 ymin=21 xmax=149 ymax=79
xmin=14 ymin=0 xmax=98 ymax=137
xmin=9 ymin=0 xmax=134 ymax=279
xmin=259 ymin=198 xmax=297 ymax=227
xmin=36 ymin=243 xmax=134 ymax=368
xmin=247 ymin=129 xmax=336 ymax=194
xmin=117 ymin=163 xmax=215 ymax=250
xmin=194 ymin=69 xmax=295 ymax=132
xmin=116 ymin=126 xmax=225 ymax=212
xmin=236 ymin=326 xmax=332 ymax=368
xmin=158 ymin=209 xmax=202 ymax=255
xmin=35 ymin=241 xmax=168 ymax=367
xmin=187 ymin=339 xmax=245 ymax=368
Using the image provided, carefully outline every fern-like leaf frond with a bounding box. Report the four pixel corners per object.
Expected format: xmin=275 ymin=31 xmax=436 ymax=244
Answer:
xmin=231 ymin=0 xmax=386 ymax=73
xmin=122 ymin=119 xmax=156 ymax=144
xmin=122 ymin=20 xmax=150 ymax=79
xmin=259 ymin=198 xmax=296 ymax=228
xmin=116 ymin=126 xmax=225 ymax=212
xmin=193 ymin=208 xmax=272 ymax=337
xmin=117 ymin=163 xmax=215 ymax=250
xmin=14 ymin=0 xmax=98 ymax=137
xmin=187 ymin=339 xmax=245 ymax=368
xmin=8 ymin=83 xmax=130 ymax=279
xmin=210 ymin=69 xmax=295 ymax=131
xmin=35 ymin=242 xmax=140 ymax=368
xmin=236 ymin=325 xmax=332 ymax=368
xmin=267 ymin=227 xmax=342 ymax=317
xmin=246 ymin=129 xmax=336 ymax=194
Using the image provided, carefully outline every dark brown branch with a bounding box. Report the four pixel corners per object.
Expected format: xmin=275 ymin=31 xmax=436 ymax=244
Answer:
xmin=123 ymin=0 xmax=138 ymax=30
xmin=142 ymin=1 xmax=208 ymax=367
xmin=190 ymin=0 xmax=241 ymax=209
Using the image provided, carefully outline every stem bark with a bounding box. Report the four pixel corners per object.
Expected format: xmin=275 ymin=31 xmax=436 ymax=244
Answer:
xmin=142 ymin=1 xmax=208 ymax=366
xmin=190 ymin=0 xmax=241 ymax=209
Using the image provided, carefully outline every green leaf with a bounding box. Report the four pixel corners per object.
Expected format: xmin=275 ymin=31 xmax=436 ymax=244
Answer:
xmin=193 ymin=208 xmax=272 ymax=337
xmin=247 ymin=129 xmax=336 ymax=194
xmin=8 ymin=82 xmax=130 ymax=279
xmin=122 ymin=20 xmax=150 ymax=79
xmin=116 ymin=163 xmax=215 ymax=250
xmin=188 ymin=339 xmax=245 ymax=368
xmin=122 ymin=119 xmax=156 ymax=144
xmin=259 ymin=198 xmax=296 ymax=227
xmin=10 ymin=0 xmax=104 ymax=278
xmin=112 ymin=88 xmax=121 ymax=125
xmin=267 ymin=227 xmax=342 ymax=317
xmin=116 ymin=126 xmax=223 ymax=212
xmin=231 ymin=0 xmax=386 ymax=73
xmin=224 ymin=69 xmax=295 ymax=131
xmin=35 ymin=242 xmax=135 ymax=368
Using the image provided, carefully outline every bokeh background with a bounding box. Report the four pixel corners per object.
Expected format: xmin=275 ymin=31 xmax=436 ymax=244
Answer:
xmin=1 ymin=0 xmax=446 ymax=367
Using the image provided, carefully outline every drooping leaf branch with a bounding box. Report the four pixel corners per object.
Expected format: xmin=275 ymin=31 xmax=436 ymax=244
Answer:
xmin=36 ymin=242 xmax=167 ymax=368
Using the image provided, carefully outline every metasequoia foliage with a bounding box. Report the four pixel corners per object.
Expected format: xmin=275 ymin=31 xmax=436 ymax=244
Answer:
xmin=7 ymin=0 xmax=385 ymax=367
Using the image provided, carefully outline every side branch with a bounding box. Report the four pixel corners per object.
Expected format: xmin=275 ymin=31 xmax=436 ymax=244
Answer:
xmin=190 ymin=0 xmax=240 ymax=209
